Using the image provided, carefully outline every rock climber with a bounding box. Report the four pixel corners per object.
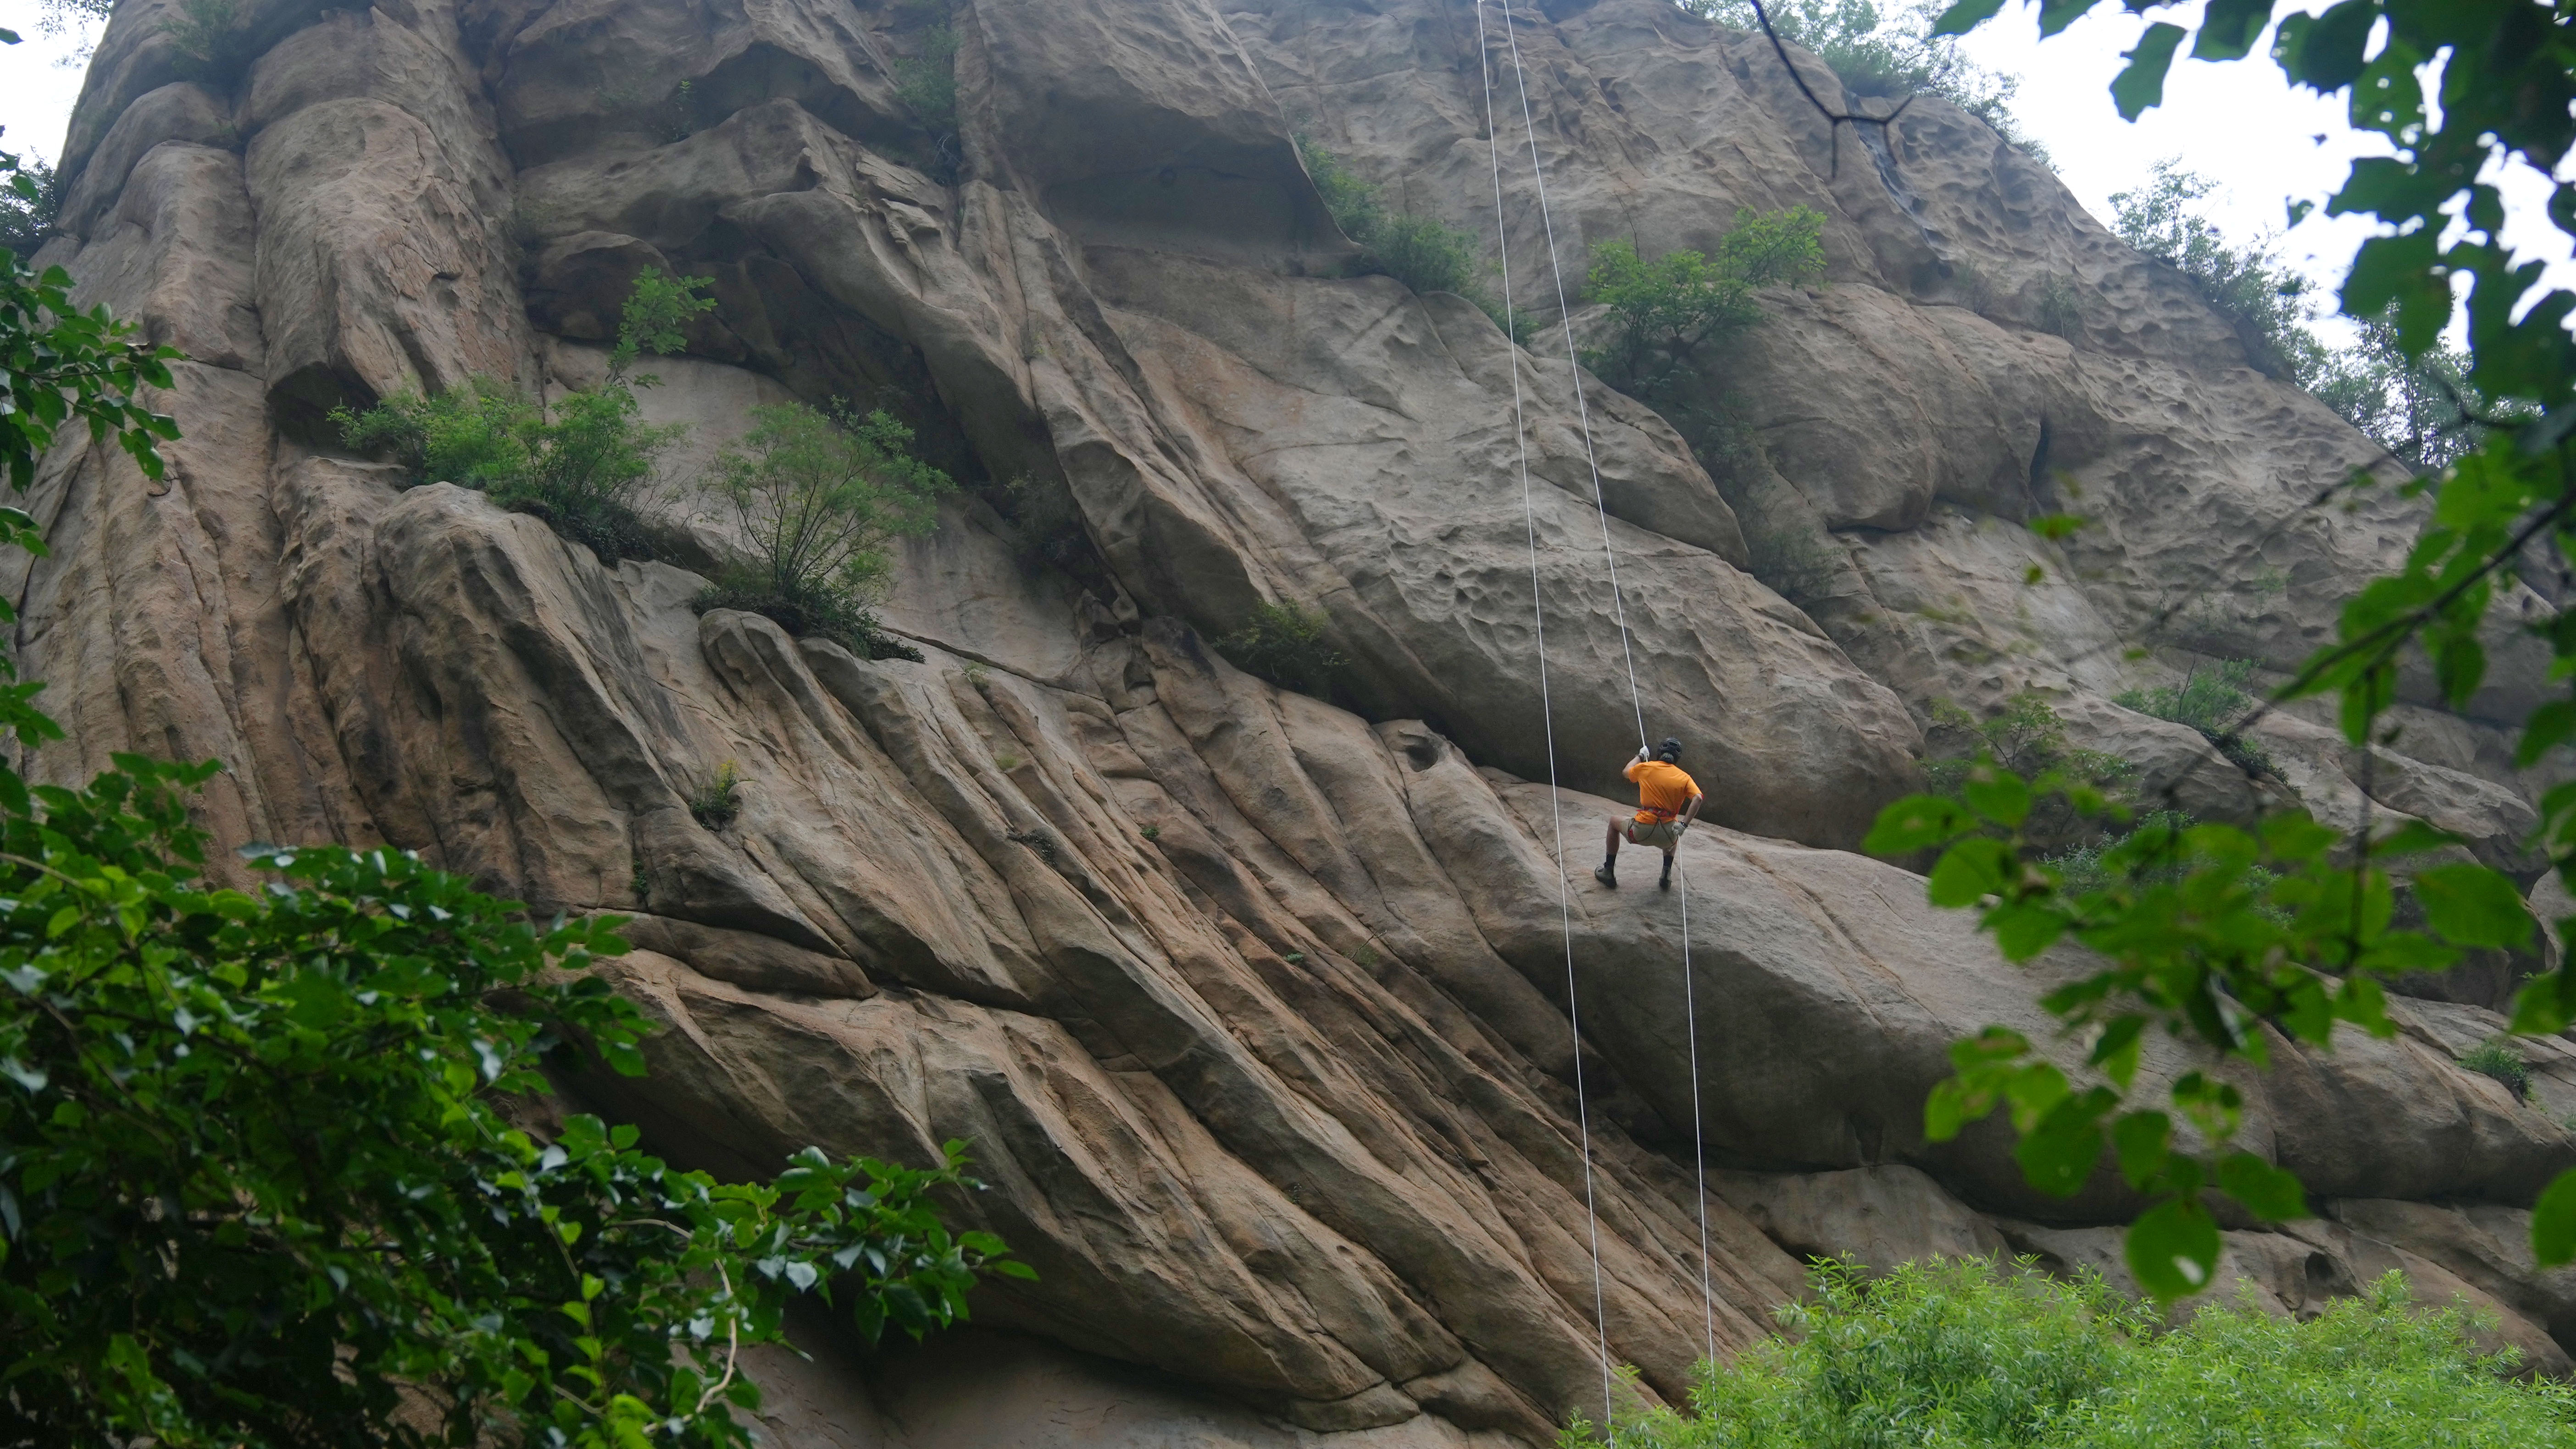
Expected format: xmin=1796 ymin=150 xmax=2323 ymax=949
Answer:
xmin=1595 ymin=736 xmax=1702 ymax=891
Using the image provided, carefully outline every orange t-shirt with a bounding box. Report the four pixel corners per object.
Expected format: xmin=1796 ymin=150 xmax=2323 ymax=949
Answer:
xmin=1625 ymin=759 xmax=1700 ymax=824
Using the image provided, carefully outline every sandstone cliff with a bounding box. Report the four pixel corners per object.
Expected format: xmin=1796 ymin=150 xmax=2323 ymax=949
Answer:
xmin=30 ymin=0 xmax=2576 ymax=1441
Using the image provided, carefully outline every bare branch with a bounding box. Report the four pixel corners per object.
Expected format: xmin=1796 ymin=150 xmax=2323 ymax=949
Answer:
xmin=1744 ymin=0 xmax=1918 ymax=180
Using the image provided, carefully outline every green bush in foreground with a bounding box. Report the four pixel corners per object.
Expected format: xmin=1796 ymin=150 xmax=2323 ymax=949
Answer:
xmin=1579 ymin=1258 xmax=2576 ymax=1449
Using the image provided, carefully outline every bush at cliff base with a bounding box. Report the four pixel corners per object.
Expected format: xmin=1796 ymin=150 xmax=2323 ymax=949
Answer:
xmin=0 ymin=748 xmax=1032 ymax=1447
xmin=1582 ymin=1258 xmax=2576 ymax=1448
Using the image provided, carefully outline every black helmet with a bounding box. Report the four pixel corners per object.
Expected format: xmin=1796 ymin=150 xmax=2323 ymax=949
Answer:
xmin=1655 ymin=736 xmax=1682 ymax=763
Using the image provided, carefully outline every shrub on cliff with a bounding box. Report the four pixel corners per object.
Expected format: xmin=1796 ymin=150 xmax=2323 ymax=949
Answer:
xmin=692 ymin=400 xmax=952 ymax=660
xmin=1579 ymin=209 xmax=1827 ymax=404
xmin=2113 ymin=658 xmax=2275 ymax=780
xmin=1583 ymin=1258 xmax=2576 ymax=1448
xmin=335 ymin=379 xmax=685 ymax=562
xmin=1296 ymin=137 xmax=1524 ymax=340
xmin=331 ymin=271 xmax=712 ymax=564
xmin=2110 ymin=161 xmax=2323 ymax=385
xmin=894 ymin=23 xmax=959 ymax=133
xmin=1217 ymin=601 xmax=1348 ymax=698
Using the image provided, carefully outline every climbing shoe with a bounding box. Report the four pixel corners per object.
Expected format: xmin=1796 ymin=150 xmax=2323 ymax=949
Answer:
xmin=1593 ymin=863 xmax=1617 ymax=889
xmin=1659 ymin=867 xmax=1673 ymax=891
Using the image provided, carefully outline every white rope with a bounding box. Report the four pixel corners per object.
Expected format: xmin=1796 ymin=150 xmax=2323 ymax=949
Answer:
xmin=1680 ymin=865 xmax=1715 ymax=1366
xmin=1472 ymin=0 xmax=1612 ymax=1428
xmin=1493 ymin=0 xmax=1647 ymax=754
xmin=1488 ymin=0 xmax=1722 ymax=1409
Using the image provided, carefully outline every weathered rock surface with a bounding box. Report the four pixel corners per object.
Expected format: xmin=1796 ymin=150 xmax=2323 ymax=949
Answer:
xmin=27 ymin=0 xmax=2576 ymax=1440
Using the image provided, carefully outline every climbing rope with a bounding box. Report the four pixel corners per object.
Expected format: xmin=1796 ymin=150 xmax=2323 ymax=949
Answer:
xmin=1471 ymin=0 xmax=1615 ymax=1422
xmin=1476 ymin=0 xmax=1724 ymax=1405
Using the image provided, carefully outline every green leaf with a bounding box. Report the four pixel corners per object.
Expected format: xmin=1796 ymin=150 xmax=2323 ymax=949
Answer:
xmin=2015 ymin=1087 xmax=2114 ymax=1196
xmin=2126 ymin=1197 xmax=2222 ymax=1300
xmin=2192 ymin=0 xmax=2274 ymax=61
xmin=1928 ymin=838 xmax=2014 ymax=907
xmin=2110 ymin=1111 xmax=2171 ymax=1190
xmin=2414 ymin=863 xmax=2534 ymax=950
xmin=1960 ymin=769 xmax=2031 ymax=829
xmin=2215 ymin=1152 xmax=2310 ymax=1221
xmin=2109 ymin=23 xmax=2187 ymax=119
xmin=1928 ymin=0 xmax=2010 ymax=36
xmin=2534 ymin=1169 xmax=2576 ymax=1266
xmin=1863 ymin=793 xmax=1976 ymax=856
xmin=1988 ymin=901 xmax=2067 ymax=962
xmin=2277 ymin=0 xmax=2376 ymax=91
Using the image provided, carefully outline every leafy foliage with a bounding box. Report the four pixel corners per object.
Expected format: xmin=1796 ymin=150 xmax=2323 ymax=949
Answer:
xmin=1296 ymin=137 xmax=1523 ymax=339
xmin=1580 ymin=1259 xmax=2576 ymax=1448
xmin=692 ymin=401 xmax=950 ymax=660
xmin=688 ymin=759 xmax=744 ymax=830
xmin=0 ymin=764 xmax=1027 ymax=1446
xmin=333 ymin=379 xmax=683 ymax=563
xmin=2313 ymin=307 xmax=2516 ymax=474
xmin=1921 ymin=694 xmax=2133 ymax=807
xmin=0 ymin=149 xmax=180 ymax=493
xmin=2033 ymin=274 xmax=2082 ymax=340
xmin=24 ymin=0 xmax=113 ymax=44
xmin=2113 ymin=659 xmax=2275 ymax=780
xmin=892 ymin=21 xmax=960 ymax=178
xmin=2110 ymin=161 xmax=2323 ymax=384
xmin=2459 ymin=1037 xmax=2535 ymax=1102
xmin=332 ymin=274 xmax=705 ymax=563
xmin=162 ymin=0 xmax=260 ymax=86
xmin=1680 ymin=0 xmax=2051 ymax=163
xmin=1217 ymin=602 xmax=1348 ymax=698
xmin=2111 ymin=165 xmax=2517 ymax=470
xmin=609 ymin=267 xmax=716 ymax=382
xmin=1580 ymin=211 xmax=1828 ymax=402
xmin=1741 ymin=516 xmax=1844 ymax=605
xmin=1864 ymin=0 xmax=2576 ymax=1296
xmin=0 ymin=153 xmax=57 ymax=261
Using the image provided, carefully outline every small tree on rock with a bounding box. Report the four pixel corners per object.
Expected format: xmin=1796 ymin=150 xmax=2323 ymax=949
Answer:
xmin=694 ymin=402 xmax=953 ymax=658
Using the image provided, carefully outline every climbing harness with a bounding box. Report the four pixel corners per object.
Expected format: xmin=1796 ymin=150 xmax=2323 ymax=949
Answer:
xmin=1473 ymin=0 xmax=1722 ymax=1416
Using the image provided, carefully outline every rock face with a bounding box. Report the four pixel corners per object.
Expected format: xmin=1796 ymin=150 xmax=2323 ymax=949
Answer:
xmin=27 ymin=0 xmax=2576 ymax=1440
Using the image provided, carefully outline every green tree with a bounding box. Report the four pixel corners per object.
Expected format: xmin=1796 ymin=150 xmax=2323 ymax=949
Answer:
xmin=2112 ymin=659 xmax=2275 ymax=779
xmin=2107 ymin=165 xmax=2510 ymax=469
xmin=0 ymin=764 xmax=1028 ymax=1446
xmin=0 ymin=152 xmax=57 ymax=261
xmin=1581 ymin=208 xmax=1827 ymax=402
xmin=693 ymin=401 xmax=952 ymax=659
xmin=2310 ymin=307 xmax=2505 ymax=473
xmin=2109 ymin=160 xmax=2326 ymax=385
xmin=1584 ymin=1258 xmax=2576 ymax=1447
xmin=1854 ymin=0 xmax=2576 ymax=1300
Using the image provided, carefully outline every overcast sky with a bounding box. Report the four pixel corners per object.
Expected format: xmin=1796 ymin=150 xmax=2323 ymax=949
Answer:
xmin=4 ymin=0 xmax=2567 ymax=346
